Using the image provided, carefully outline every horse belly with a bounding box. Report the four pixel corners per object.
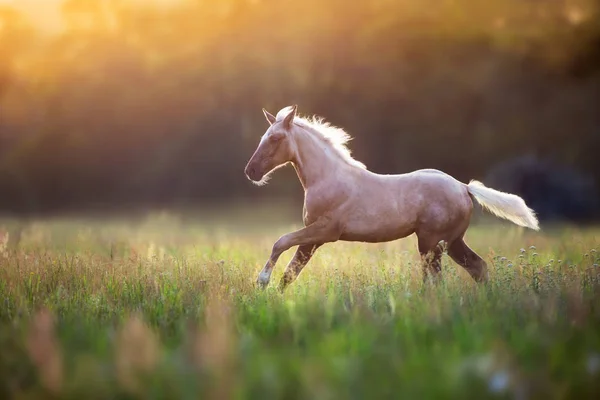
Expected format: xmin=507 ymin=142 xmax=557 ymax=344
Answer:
xmin=339 ymin=220 xmax=414 ymax=243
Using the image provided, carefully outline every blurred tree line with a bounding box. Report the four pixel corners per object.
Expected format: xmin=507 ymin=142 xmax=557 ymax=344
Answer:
xmin=0 ymin=0 xmax=599 ymax=219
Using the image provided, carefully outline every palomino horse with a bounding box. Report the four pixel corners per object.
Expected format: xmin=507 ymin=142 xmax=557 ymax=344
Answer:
xmin=244 ymin=105 xmax=539 ymax=291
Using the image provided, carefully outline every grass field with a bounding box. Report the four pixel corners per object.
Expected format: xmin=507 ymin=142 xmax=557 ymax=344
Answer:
xmin=1 ymin=208 xmax=599 ymax=399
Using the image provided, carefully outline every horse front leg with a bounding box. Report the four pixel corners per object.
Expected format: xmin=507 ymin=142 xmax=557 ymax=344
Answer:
xmin=256 ymin=217 xmax=339 ymax=289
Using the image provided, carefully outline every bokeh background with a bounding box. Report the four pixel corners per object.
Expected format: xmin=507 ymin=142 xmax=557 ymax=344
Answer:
xmin=1 ymin=0 xmax=599 ymax=223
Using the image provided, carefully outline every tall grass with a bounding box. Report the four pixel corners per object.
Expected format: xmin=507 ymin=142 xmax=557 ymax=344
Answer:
xmin=0 ymin=211 xmax=599 ymax=399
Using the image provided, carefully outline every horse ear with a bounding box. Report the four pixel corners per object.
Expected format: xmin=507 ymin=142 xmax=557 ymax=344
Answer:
xmin=263 ymin=108 xmax=276 ymax=125
xmin=283 ymin=105 xmax=297 ymax=130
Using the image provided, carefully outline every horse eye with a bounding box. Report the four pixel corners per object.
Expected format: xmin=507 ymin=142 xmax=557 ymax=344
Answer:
xmin=270 ymin=133 xmax=284 ymax=142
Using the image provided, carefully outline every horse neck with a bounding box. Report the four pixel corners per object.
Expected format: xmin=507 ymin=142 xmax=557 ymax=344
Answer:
xmin=291 ymin=127 xmax=348 ymax=190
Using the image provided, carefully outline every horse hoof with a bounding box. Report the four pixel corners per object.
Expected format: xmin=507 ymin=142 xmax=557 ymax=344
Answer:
xmin=256 ymin=282 xmax=268 ymax=290
xmin=256 ymin=276 xmax=270 ymax=289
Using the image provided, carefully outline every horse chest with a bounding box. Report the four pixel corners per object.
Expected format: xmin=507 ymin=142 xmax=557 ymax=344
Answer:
xmin=302 ymin=193 xmax=332 ymax=226
xmin=302 ymin=205 xmax=319 ymax=226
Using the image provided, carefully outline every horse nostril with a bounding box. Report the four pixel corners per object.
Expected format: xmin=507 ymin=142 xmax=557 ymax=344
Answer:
xmin=246 ymin=165 xmax=256 ymax=179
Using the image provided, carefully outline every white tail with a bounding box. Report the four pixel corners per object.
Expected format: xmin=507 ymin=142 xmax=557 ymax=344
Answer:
xmin=467 ymin=180 xmax=540 ymax=230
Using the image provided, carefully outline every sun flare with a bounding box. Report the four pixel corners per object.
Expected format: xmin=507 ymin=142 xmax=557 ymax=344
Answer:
xmin=0 ymin=0 xmax=186 ymax=33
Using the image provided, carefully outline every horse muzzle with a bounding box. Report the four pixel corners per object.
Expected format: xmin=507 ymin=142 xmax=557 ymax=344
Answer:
xmin=244 ymin=163 xmax=263 ymax=182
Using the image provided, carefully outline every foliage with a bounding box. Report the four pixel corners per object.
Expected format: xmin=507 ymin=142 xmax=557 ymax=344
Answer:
xmin=0 ymin=0 xmax=599 ymax=215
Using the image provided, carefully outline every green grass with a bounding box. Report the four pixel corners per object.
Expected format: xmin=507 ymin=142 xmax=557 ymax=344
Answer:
xmin=0 ymin=210 xmax=599 ymax=399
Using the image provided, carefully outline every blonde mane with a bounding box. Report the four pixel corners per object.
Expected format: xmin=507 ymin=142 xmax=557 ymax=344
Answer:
xmin=275 ymin=106 xmax=367 ymax=170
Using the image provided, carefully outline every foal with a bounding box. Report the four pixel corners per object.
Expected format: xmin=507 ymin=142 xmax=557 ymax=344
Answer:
xmin=244 ymin=105 xmax=539 ymax=291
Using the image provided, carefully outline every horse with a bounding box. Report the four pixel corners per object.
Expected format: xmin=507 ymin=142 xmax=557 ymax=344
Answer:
xmin=244 ymin=105 xmax=540 ymax=291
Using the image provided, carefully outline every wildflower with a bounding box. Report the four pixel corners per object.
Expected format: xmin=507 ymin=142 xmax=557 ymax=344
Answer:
xmin=0 ymin=232 xmax=8 ymax=258
xmin=529 ymin=246 xmax=536 ymax=251
xmin=488 ymin=370 xmax=510 ymax=393
xmin=115 ymin=314 xmax=160 ymax=394
xmin=388 ymin=293 xmax=396 ymax=315
xmin=587 ymin=353 xmax=600 ymax=375
xmin=26 ymin=308 xmax=63 ymax=395
xmin=186 ymin=297 xmax=235 ymax=400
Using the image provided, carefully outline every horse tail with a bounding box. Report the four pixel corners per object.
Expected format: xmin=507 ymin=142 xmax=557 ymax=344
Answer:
xmin=467 ymin=180 xmax=540 ymax=230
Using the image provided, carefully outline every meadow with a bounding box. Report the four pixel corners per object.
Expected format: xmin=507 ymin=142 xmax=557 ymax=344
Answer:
xmin=0 ymin=206 xmax=599 ymax=399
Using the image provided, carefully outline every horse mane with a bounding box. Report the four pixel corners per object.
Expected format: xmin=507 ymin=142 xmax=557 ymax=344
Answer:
xmin=275 ymin=106 xmax=367 ymax=170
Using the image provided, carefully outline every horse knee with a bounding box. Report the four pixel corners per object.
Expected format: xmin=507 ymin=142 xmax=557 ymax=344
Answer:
xmin=271 ymin=236 xmax=288 ymax=258
xmin=448 ymin=239 xmax=489 ymax=283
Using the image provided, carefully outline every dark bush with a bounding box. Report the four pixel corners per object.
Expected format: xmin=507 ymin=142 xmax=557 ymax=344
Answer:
xmin=484 ymin=155 xmax=600 ymax=224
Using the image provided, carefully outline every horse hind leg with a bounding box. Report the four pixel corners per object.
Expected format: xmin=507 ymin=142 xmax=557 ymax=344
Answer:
xmin=417 ymin=237 xmax=445 ymax=284
xmin=448 ymin=238 xmax=489 ymax=283
xmin=278 ymin=243 xmax=322 ymax=292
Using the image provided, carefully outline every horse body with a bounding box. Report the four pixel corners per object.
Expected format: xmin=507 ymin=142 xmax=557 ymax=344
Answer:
xmin=304 ymin=168 xmax=466 ymax=243
xmin=245 ymin=105 xmax=539 ymax=290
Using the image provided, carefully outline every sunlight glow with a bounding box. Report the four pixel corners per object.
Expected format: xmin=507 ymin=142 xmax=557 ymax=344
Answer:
xmin=0 ymin=0 xmax=186 ymax=33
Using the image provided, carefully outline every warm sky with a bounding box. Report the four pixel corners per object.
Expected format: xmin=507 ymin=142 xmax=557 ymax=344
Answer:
xmin=0 ymin=0 xmax=183 ymax=33
xmin=0 ymin=0 xmax=66 ymax=32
